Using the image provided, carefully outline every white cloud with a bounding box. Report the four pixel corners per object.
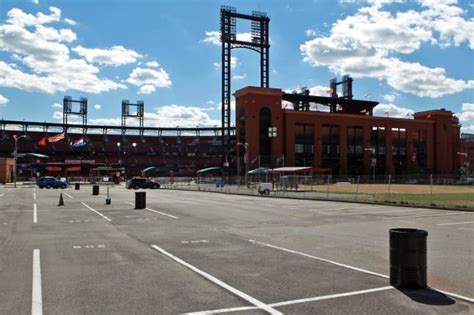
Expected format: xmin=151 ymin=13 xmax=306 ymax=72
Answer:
xmin=0 ymin=7 xmax=126 ymax=94
xmin=214 ymin=56 xmax=238 ymax=70
xmin=6 ymin=7 xmax=61 ymax=27
xmin=202 ymin=31 xmax=252 ymax=45
xmin=51 ymin=103 xmax=62 ymax=108
xmin=456 ymin=102 xmax=474 ymax=133
xmin=90 ymin=105 xmax=221 ymax=128
xmin=0 ymin=94 xmax=9 ymax=105
xmin=373 ymin=103 xmax=414 ymax=118
xmin=138 ymin=84 xmax=156 ymax=94
xmin=383 ymin=93 xmax=397 ymax=102
xmin=127 ymin=67 xmax=172 ymax=93
xmin=64 ymin=18 xmax=76 ymax=26
xmin=32 ymin=0 xmax=39 ymax=5
xmin=145 ymin=61 xmax=159 ymax=67
xmin=305 ymin=29 xmax=318 ymax=37
xmin=94 ymin=104 xmax=101 ymax=110
xmin=300 ymin=1 xmax=474 ymax=98
xmin=232 ymin=74 xmax=247 ymax=80
xmin=52 ymin=111 xmax=62 ymax=120
xmin=72 ymin=45 xmax=142 ymax=66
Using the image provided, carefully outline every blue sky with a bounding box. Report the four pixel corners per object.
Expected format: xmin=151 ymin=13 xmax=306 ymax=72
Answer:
xmin=0 ymin=0 xmax=473 ymax=132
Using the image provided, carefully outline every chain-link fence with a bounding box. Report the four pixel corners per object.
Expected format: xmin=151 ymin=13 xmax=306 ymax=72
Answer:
xmin=159 ymin=174 xmax=474 ymax=210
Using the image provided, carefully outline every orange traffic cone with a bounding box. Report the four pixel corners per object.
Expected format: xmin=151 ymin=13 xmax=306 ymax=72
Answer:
xmin=58 ymin=193 xmax=64 ymax=206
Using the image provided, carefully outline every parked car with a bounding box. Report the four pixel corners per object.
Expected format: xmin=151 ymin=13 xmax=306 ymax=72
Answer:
xmin=36 ymin=176 xmax=67 ymax=189
xmin=126 ymin=177 xmax=160 ymax=189
xmin=457 ymin=177 xmax=474 ymax=185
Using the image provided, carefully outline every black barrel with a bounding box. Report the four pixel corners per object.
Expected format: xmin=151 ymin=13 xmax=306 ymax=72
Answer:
xmin=390 ymin=228 xmax=428 ymax=289
xmin=75 ymin=183 xmax=80 ymax=190
xmin=92 ymin=185 xmax=99 ymax=195
xmin=135 ymin=192 xmax=146 ymax=209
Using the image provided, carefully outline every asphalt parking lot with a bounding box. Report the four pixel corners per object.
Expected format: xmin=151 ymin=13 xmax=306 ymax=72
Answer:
xmin=0 ymin=184 xmax=472 ymax=314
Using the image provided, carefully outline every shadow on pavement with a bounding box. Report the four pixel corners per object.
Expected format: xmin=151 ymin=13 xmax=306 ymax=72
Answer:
xmin=398 ymin=287 xmax=456 ymax=306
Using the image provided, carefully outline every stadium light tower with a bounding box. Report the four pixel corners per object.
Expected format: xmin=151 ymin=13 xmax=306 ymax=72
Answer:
xmin=12 ymin=134 xmax=27 ymax=188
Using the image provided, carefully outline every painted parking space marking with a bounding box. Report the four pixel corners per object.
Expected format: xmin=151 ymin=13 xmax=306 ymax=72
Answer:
xmin=437 ymin=220 xmax=474 ymax=226
xmin=151 ymin=244 xmax=282 ymax=314
xmin=33 ymin=203 xmax=38 ymax=223
xmin=73 ymin=245 xmax=106 ymax=249
xmin=249 ymin=239 xmax=474 ymax=304
xmin=181 ymin=240 xmax=208 ymax=244
xmin=382 ymin=212 xmax=463 ymax=220
xmin=186 ymin=286 xmax=394 ymax=314
xmin=63 ymin=193 xmax=74 ymax=199
xmin=0 ymin=193 xmax=5 ymax=197
xmin=32 ymin=249 xmax=42 ymax=315
xmin=458 ymin=227 xmax=474 ymax=231
xmin=80 ymin=202 xmax=111 ymax=222
xmin=249 ymin=239 xmax=389 ymax=279
xmin=68 ymin=220 xmax=90 ymax=223
xmin=124 ymin=202 xmax=179 ymax=219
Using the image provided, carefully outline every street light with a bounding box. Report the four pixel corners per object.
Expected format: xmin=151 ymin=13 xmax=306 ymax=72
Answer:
xmin=237 ymin=142 xmax=248 ymax=185
xmin=364 ymin=147 xmax=376 ymax=184
xmin=13 ymin=134 xmax=27 ymax=188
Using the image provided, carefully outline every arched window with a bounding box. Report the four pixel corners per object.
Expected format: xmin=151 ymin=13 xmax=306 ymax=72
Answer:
xmin=259 ymin=107 xmax=272 ymax=165
xmin=239 ymin=108 xmax=246 ymax=145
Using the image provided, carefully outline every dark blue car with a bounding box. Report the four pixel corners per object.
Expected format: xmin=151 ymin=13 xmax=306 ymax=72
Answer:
xmin=36 ymin=176 xmax=67 ymax=189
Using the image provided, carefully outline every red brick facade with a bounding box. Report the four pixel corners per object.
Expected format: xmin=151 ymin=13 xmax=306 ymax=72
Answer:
xmin=236 ymin=87 xmax=462 ymax=176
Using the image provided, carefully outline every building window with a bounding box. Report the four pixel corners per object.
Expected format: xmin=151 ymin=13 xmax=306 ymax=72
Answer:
xmin=259 ymin=107 xmax=272 ymax=166
xmin=322 ymin=124 xmax=340 ymax=174
xmin=347 ymin=126 xmax=363 ymax=175
xmin=371 ymin=126 xmax=386 ymax=176
xmin=391 ymin=127 xmax=407 ymax=175
xmin=412 ymin=130 xmax=427 ymax=173
xmin=295 ymin=123 xmax=314 ymax=166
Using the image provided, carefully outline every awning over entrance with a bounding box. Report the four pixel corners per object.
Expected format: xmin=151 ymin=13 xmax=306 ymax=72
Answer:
xmin=270 ymin=167 xmax=332 ymax=174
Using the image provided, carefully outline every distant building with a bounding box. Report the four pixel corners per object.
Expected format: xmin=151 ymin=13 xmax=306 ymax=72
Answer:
xmin=235 ymin=86 xmax=462 ymax=177
xmin=460 ymin=133 xmax=474 ymax=174
xmin=0 ymin=158 xmax=15 ymax=183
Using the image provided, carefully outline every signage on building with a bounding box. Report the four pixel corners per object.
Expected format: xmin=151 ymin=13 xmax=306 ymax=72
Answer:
xmin=64 ymin=160 xmax=95 ymax=164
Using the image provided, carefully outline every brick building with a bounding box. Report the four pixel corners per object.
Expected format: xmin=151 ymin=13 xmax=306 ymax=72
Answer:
xmin=235 ymin=87 xmax=462 ymax=177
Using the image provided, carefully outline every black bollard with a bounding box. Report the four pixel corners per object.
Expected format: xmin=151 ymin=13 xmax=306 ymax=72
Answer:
xmin=135 ymin=191 xmax=146 ymax=209
xmin=92 ymin=185 xmax=99 ymax=195
xmin=390 ymin=228 xmax=428 ymax=289
xmin=75 ymin=183 xmax=80 ymax=190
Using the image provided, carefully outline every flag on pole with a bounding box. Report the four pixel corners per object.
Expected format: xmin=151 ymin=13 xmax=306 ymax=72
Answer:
xmin=384 ymin=110 xmax=389 ymax=118
xmin=48 ymin=133 xmax=65 ymax=143
xmin=72 ymin=137 xmax=86 ymax=148
xmin=360 ymin=108 xmax=368 ymax=114
xmin=38 ymin=137 xmax=46 ymax=146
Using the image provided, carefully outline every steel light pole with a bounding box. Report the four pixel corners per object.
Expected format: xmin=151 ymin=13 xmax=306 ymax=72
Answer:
xmin=13 ymin=134 xmax=27 ymax=188
xmin=364 ymin=147 xmax=376 ymax=184
xmin=237 ymin=142 xmax=248 ymax=185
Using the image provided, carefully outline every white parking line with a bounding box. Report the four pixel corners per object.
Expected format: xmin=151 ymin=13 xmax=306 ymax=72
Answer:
xmin=249 ymin=239 xmax=388 ymax=279
xmin=271 ymin=286 xmax=394 ymax=307
xmin=437 ymin=220 xmax=474 ymax=226
xmin=186 ymin=286 xmax=394 ymax=314
xmin=80 ymin=202 xmax=111 ymax=222
xmin=151 ymin=245 xmax=281 ymax=315
xmin=0 ymin=193 xmax=4 ymax=197
xmin=382 ymin=212 xmax=462 ymax=220
xmin=33 ymin=203 xmax=37 ymax=223
xmin=63 ymin=193 xmax=74 ymax=199
xmin=32 ymin=249 xmax=42 ymax=315
xmin=249 ymin=240 xmax=474 ymax=304
xmin=124 ymin=202 xmax=179 ymax=219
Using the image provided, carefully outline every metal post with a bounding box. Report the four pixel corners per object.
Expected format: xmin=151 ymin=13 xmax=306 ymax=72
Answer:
xmin=388 ymin=174 xmax=392 ymax=202
xmin=13 ymin=135 xmax=26 ymax=188
xmin=430 ymin=174 xmax=433 ymax=205
xmin=355 ymin=175 xmax=360 ymax=201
